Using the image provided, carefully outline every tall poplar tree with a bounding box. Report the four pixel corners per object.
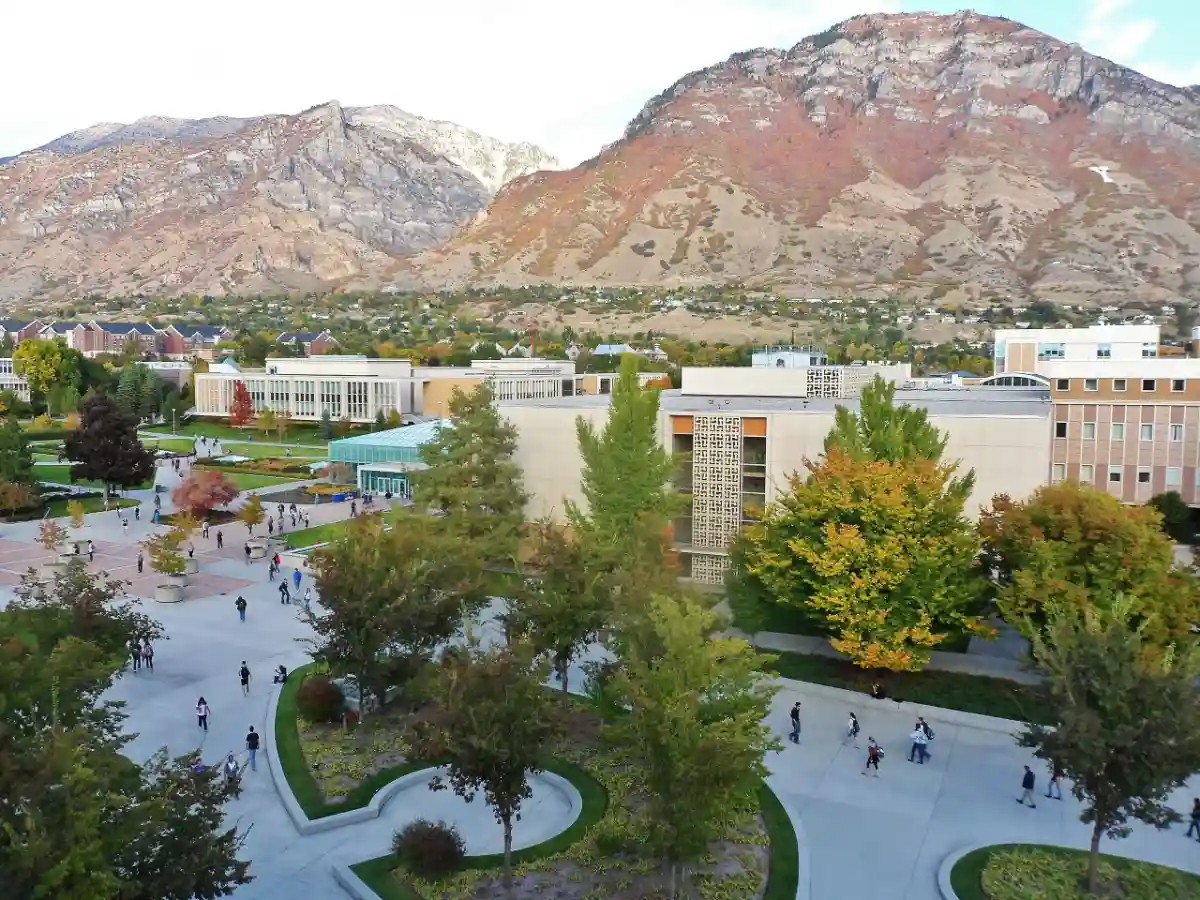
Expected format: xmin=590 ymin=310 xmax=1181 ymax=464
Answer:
xmin=0 ymin=414 xmax=36 ymax=487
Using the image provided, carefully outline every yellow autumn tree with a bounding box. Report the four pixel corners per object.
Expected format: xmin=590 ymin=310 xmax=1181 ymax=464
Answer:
xmin=734 ymin=448 xmax=985 ymax=671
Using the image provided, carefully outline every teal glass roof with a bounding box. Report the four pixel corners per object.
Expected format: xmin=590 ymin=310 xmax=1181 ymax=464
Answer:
xmin=328 ymin=419 xmax=449 ymax=465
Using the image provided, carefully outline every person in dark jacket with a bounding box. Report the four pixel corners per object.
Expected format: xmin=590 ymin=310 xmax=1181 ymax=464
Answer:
xmin=1017 ymin=765 xmax=1037 ymax=807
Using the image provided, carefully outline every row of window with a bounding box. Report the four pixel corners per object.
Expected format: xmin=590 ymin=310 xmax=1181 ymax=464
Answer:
xmin=1058 ymin=378 xmax=1188 ymax=393
xmin=1053 ymin=464 xmax=1188 ymax=488
xmin=1054 ymin=421 xmax=1185 ymax=441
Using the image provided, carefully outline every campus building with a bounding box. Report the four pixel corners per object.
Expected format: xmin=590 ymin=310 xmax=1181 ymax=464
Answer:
xmin=0 ymin=359 xmax=31 ymax=401
xmin=327 ymin=420 xmax=449 ymax=497
xmin=495 ymin=363 xmax=1052 ymax=585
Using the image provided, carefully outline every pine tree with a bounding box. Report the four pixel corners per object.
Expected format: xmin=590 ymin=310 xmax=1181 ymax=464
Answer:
xmin=0 ymin=414 xmax=36 ymax=487
xmin=115 ymin=366 xmax=140 ymax=416
xmin=137 ymin=370 xmax=160 ymax=422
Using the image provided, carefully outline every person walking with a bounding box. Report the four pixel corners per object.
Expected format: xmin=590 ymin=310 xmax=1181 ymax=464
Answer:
xmin=196 ymin=696 xmax=211 ymax=732
xmin=1186 ymin=799 xmax=1200 ymax=841
xmin=861 ymin=738 xmax=883 ymax=777
xmin=134 ymin=505 xmax=140 ymax=521
xmin=292 ymin=568 xmax=302 ymax=593
xmin=267 ymin=517 xmax=274 ymax=536
xmin=1017 ymin=765 xmax=1037 ymax=808
xmin=129 ymin=638 xmax=142 ymax=671
xmin=142 ymin=640 xmax=154 ymax=672
xmin=137 ymin=551 xmax=144 ymax=574
xmin=789 ymin=702 xmax=802 ymax=744
xmin=245 ymin=725 xmax=261 ymax=771
xmin=202 ymin=519 xmax=210 ymax=539
xmin=279 ymin=580 xmax=290 ymax=604
xmin=216 ymin=529 xmax=223 ymax=549
xmin=268 ymin=560 xmax=276 ymax=582
xmin=303 ymin=586 xmax=312 ymax=610
xmin=1046 ymin=761 xmax=1064 ymax=800
xmin=243 ymin=542 xmax=251 ymax=565
xmin=908 ymin=726 xmax=929 ymax=764
xmin=843 ymin=712 xmax=861 ymax=748
xmin=122 ymin=518 xmax=129 ymax=536
xmin=235 ymin=595 xmax=247 ymax=622
xmin=917 ymin=717 xmax=935 ymax=757
xmin=88 ymin=540 xmax=95 ymax=562
xmin=187 ymin=544 xmax=195 ymax=559
xmin=239 ymin=661 xmax=251 ymax=696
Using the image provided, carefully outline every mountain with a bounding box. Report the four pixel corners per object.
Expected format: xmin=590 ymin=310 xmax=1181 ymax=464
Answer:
xmin=407 ymin=11 xmax=1200 ymax=306
xmin=0 ymin=103 xmax=558 ymax=301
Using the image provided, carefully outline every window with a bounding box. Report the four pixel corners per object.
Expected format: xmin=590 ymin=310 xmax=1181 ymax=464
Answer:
xmin=1053 ymin=464 xmax=1066 ymax=481
xmin=1137 ymin=469 xmax=1151 ymax=484
xmin=1097 ymin=343 xmax=1111 ymax=359
xmin=1084 ymin=378 xmax=1098 ymax=391
xmin=1140 ymin=423 xmax=1154 ymax=441
xmin=1037 ymin=342 xmax=1065 ymax=360
xmin=1167 ymin=467 xmax=1182 ymax=487
xmin=1143 ymin=342 xmax=1158 ymax=358
xmin=1173 ymin=379 xmax=1186 ymax=392
xmin=1111 ymin=422 xmax=1125 ymax=440
xmin=1082 ymin=422 xmax=1096 ymax=439
xmin=1056 ymin=379 xmax=1070 ymax=391
xmin=1171 ymin=424 xmax=1184 ymax=441
xmin=1142 ymin=379 xmax=1156 ymax=392
xmin=1080 ymin=464 xmax=1094 ymax=483
xmin=1113 ymin=379 xmax=1127 ymax=392
xmin=1109 ymin=470 xmax=1122 ymax=483
xmin=1055 ymin=421 xmax=1068 ymax=438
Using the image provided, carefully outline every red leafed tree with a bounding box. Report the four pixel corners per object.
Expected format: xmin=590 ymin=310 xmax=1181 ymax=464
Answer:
xmin=229 ymin=381 xmax=253 ymax=427
xmin=172 ymin=469 xmax=241 ymax=516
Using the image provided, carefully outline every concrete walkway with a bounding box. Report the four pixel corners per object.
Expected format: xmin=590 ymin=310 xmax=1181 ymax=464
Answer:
xmin=0 ymin=504 xmax=1197 ymax=900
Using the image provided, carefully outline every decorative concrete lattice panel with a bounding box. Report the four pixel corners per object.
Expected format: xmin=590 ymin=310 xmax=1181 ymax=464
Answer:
xmin=691 ymin=552 xmax=731 ymax=585
xmin=807 ymin=367 xmax=845 ymax=398
xmin=691 ymin=414 xmax=742 ymax=551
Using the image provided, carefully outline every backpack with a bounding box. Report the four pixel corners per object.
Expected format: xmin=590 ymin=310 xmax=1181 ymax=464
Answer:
xmin=922 ymin=722 xmax=935 ymax=741
xmin=851 ymin=718 xmax=860 ymax=735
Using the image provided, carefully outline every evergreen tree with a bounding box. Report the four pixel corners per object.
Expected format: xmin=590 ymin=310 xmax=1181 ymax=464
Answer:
xmin=415 ymin=382 xmax=527 ymax=564
xmin=63 ymin=394 xmax=155 ymax=500
xmin=319 ymin=409 xmax=333 ymax=440
xmin=115 ymin=365 xmax=140 ymax=416
xmin=0 ymin=415 xmax=36 ymax=487
xmin=137 ymin=369 xmax=161 ymax=422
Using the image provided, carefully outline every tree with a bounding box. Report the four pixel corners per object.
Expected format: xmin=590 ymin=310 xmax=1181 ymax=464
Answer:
xmin=172 ymin=470 xmax=240 ymax=517
xmin=238 ymin=494 xmax=265 ymax=533
xmin=507 ymin=523 xmax=610 ymax=704
xmin=734 ymin=448 xmax=983 ymax=671
xmin=418 ymin=640 xmax=560 ymax=892
xmin=1018 ymin=597 xmax=1200 ymax=895
xmin=63 ymin=394 xmax=155 ymax=500
xmin=607 ymin=594 xmax=779 ymax=898
xmin=567 ymin=353 xmax=681 ymax=582
xmin=385 ymin=409 xmax=403 ymax=429
xmin=275 ymin=409 xmax=292 ymax=442
xmin=137 ymin=369 xmax=161 ymax=421
xmin=228 ymin=381 xmax=253 ymax=427
xmin=373 ymin=409 xmax=386 ymax=431
xmin=141 ymin=530 xmax=187 ymax=578
xmin=116 ymin=364 xmax=142 ymax=417
xmin=13 ymin=337 xmax=77 ymax=396
xmin=415 ymin=382 xmax=527 ymax=563
xmin=67 ymin=499 xmax=86 ymax=530
xmin=304 ymin=512 xmax=482 ymax=711
xmin=1147 ymin=490 xmax=1194 ymax=544
xmin=256 ymin=407 xmax=277 ymax=437
xmin=979 ymin=482 xmax=1200 ymax=651
xmin=0 ymin=415 xmax=36 ymax=487
xmin=319 ymin=409 xmax=333 ymax=440
xmin=38 ymin=519 xmax=68 ymax=555
xmin=334 ymin=414 xmax=353 ymax=438
xmin=159 ymin=389 xmax=190 ymax=431
xmin=0 ymin=481 xmax=36 ymax=517
xmin=824 ymin=375 xmax=974 ymax=495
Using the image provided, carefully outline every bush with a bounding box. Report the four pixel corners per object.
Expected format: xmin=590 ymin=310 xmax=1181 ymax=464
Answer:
xmin=391 ymin=819 xmax=466 ymax=878
xmin=295 ymin=676 xmax=345 ymax=724
xmin=978 ymin=845 xmax=1200 ymax=900
xmin=1148 ymin=490 xmax=1195 ymax=543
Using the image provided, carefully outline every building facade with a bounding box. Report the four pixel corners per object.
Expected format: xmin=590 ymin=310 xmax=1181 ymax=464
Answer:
xmin=993 ymin=324 xmax=1161 ymax=375
xmin=0 ymin=358 xmax=31 ymax=401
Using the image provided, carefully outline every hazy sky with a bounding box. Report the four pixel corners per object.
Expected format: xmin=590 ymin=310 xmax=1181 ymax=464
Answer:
xmin=3 ymin=0 xmax=1195 ymax=165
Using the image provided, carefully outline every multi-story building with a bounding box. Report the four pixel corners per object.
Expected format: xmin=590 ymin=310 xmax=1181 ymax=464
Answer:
xmin=0 ymin=319 xmax=45 ymax=345
xmin=0 ymin=358 xmax=32 ymax=401
xmin=277 ymin=331 xmax=338 ymax=355
xmin=34 ymin=321 xmax=162 ymax=356
xmin=162 ymin=324 xmax=235 ymax=360
xmin=993 ymin=324 xmax=1161 ymax=375
xmin=496 ymin=365 xmax=1051 ymax=585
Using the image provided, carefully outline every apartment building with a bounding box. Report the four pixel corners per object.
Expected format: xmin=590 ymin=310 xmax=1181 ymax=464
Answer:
xmin=0 ymin=359 xmax=31 ymax=401
xmin=162 ymin=324 xmax=235 ymax=360
xmin=993 ymin=324 xmax=1161 ymax=375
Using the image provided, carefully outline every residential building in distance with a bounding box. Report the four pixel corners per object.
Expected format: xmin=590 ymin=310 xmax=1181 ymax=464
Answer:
xmin=993 ymin=323 xmax=1161 ymax=374
xmin=162 ymin=324 xmax=235 ymax=360
xmin=277 ymin=330 xmax=338 ymax=355
xmin=0 ymin=319 xmax=45 ymax=344
xmin=0 ymin=358 xmax=31 ymax=401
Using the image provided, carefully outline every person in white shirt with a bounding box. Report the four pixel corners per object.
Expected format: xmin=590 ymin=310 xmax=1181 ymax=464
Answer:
xmin=908 ymin=727 xmax=929 ymax=764
xmin=196 ymin=696 xmax=211 ymax=732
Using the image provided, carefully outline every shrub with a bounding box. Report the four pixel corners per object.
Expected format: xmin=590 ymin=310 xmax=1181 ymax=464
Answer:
xmin=979 ymin=846 xmax=1200 ymax=900
xmin=295 ymin=676 xmax=345 ymax=724
xmin=391 ymin=819 xmax=466 ymax=877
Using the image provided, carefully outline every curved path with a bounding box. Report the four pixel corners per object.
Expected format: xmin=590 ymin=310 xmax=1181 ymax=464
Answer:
xmin=1 ymin=502 xmax=1198 ymax=899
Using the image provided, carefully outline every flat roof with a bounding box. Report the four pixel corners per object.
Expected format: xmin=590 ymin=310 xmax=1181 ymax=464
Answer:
xmin=328 ymin=419 xmax=449 ymax=450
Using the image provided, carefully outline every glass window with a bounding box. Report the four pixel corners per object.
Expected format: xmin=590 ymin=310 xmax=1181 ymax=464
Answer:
xmin=1113 ymin=379 xmax=1127 ymax=392
xmin=1137 ymin=469 xmax=1151 ymax=484
xmin=1173 ymin=379 xmax=1186 ymax=392
xmin=1052 ymin=464 xmax=1066 ymax=481
xmin=1097 ymin=343 xmax=1111 ymax=358
xmin=1141 ymin=423 xmax=1154 ymax=441
xmin=1080 ymin=464 xmax=1094 ymax=483
xmin=1109 ymin=470 xmax=1122 ymax=483
xmin=1171 ymin=424 xmax=1184 ymax=441
xmin=1082 ymin=422 xmax=1096 ymax=439
xmin=1142 ymin=342 xmax=1158 ymax=358
xmin=1084 ymin=379 xmax=1098 ymax=391
xmin=1111 ymin=423 xmax=1125 ymax=440
xmin=1055 ymin=421 xmax=1068 ymax=438
xmin=1142 ymin=379 xmax=1156 ymax=392
xmin=1037 ymin=343 xmax=1065 ymax=360
xmin=1055 ymin=379 xmax=1069 ymax=391
xmin=1167 ymin=467 xmax=1182 ymax=487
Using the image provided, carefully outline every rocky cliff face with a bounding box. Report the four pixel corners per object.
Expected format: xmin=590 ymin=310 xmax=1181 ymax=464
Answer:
xmin=409 ymin=11 xmax=1200 ymax=305
xmin=0 ymin=102 xmax=555 ymax=301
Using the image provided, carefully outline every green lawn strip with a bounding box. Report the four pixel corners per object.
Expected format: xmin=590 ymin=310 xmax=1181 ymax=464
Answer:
xmin=949 ymin=843 xmax=1200 ymax=900
xmin=36 ymin=465 xmax=155 ymax=491
xmin=759 ymin=782 xmax=799 ymax=900
xmin=284 ymin=520 xmax=353 ymax=549
xmin=141 ymin=437 xmax=196 ymax=454
xmin=44 ymin=496 xmax=138 ymax=518
xmin=767 ymin=649 xmax=1054 ymax=724
xmin=168 ymin=419 xmax=346 ymax=446
xmin=219 ymin=442 xmax=326 ymax=460
xmin=225 ymin=472 xmax=304 ymax=491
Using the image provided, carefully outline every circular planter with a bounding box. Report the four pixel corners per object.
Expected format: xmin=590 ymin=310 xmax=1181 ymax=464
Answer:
xmin=183 ymin=558 xmax=199 ymax=575
xmin=154 ymin=582 xmax=185 ymax=603
xmin=247 ymin=538 xmax=268 ymax=560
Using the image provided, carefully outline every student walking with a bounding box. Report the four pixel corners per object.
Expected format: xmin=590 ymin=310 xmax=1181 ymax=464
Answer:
xmin=239 ymin=661 xmax=251 ymax=696
xmin=1187 ymin=799 xmax=1200 ymax=841
xmin=292 ymin=568 xmax=302 ymax=593
xmin=137 ymin=552 xmax=144 ymax=574
xmin=268 ymin=561 xmax=276 ymax=582
xmin=843 ymin=712 xmax=861 ymax=748
xmin=917 ymin=717 xmax=935 ymax=757
xmin=243 ymin=542 xmax=251 ymax=565
xmin=246 ymin=726 xmax=261 ymax=771
xmin=196 ymin=696 xmax=211 ymax=732
xmin=88 ymin=540 xmax=95 ymax=562
xmin=279 ymin=581 xmax=290 ymax=604
xmin=142 ymin=640 xmax=154 ymax=672
xmin=122 ymin=518 xmax=129 ymax=536
xmin=134 ymin=505 xmax=140 ymax=521
xmin=130 ymin=639 xmax=142 ymax=671
xmin=789 ymin=702 xmax=802 ymax=744
xmin=861 ymin=738 xmax=883 ymax=777
xmin=235 ymin=595 xmax=247 ymax=621
xmin=267 ymin=517 xmax=274 ymax=536
xmin=1045 ymin=761 xmax=1064 ymax=800
xmin=908 ymin=726 xmax=929 ymax=764
xmin=202 ymin=519 xmax=210 ymax=539
xmin=216 ymin=529 xmax=223 ymax=549
xmin=1017 ymin=765 xmax=1037 ymax=808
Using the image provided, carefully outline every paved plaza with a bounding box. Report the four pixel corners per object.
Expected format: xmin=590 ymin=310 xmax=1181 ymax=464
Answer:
xmin=3 ymin=448 xmax=1200 ymax=898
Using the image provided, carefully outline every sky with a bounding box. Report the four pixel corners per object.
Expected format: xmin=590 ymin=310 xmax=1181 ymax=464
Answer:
xmin=2 ymin=0 xmax=1195 ymax=166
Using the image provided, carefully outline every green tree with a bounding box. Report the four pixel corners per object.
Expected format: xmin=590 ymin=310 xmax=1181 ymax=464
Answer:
xmin=0 ymin=415 xmax=36 ymax=487
xmin=385 ymin=408 xmax=403 ymax=429
xmin=238 ymin=493 xmax=265 ymax=533
xmin=13 ymin=338 xmax=78 ymax=396
xmin=304 ymin=512 xmax=482 ymax=711
xmin=608 ymin=594 xmax=780 ymax=898
xmin=159 ymin=388 xmax=190 ymax=431
xmin=1019 ymin=597 xmax=1200 ymax=895
xmin=374 ymin=409 xmax=386 ymax=431
xmin=415 ymin=382 xmax=527 ymax=563
xmin=319 ymin=409 xmax=333 ymax=440
xmin=63 ymin=394 xmax=155 ymax=500
xmin=979 ymin=482 xmax=1200 ymax=652
xmin=418 ymin=640 xmax=561 ymax=892
xmin=256 ymin=407 xmax=277 ymax=437
xmin=1147 ymin=490 xmax=1194 ymax=544
xmin=567 ymin=353 xmax=681 ymax=584
xmin=733 ymin=448 xmax=983 ymax=671
xmin=115 ymin=364 xmax=142 ymax=417
xmin=137 ymin=369 xmax=161 ymax=421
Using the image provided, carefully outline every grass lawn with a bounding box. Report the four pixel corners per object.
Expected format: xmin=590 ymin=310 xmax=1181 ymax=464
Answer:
xmin=767 ymin=649 xmax=1054 ymax=724
xmin=225 ymin=472 xmax=304 ymax=491
xmin=166 ymin=419 xmax=334 ymax=446
xmin=283 ymin=520 xmax=354 ymax=549
xmin=36 ymin=465 xmax=156 ymax=491
xmin=43 ymin=496 xmax=138 ymax=518
xmin=950 ymin=843 xmax=1200 ymax=900
xmin=141 ymin=437 xmax=196 ymax=454
xmin=218 ymin=442 xmax=326 ymax=460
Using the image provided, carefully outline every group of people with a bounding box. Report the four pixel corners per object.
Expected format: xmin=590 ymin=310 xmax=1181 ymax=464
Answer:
xmin=128 ymin=636 xmax=155 ymax=671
